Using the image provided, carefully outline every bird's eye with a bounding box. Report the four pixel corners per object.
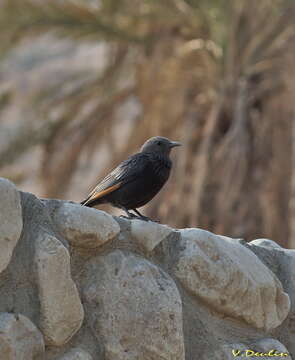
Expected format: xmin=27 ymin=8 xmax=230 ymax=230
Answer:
xmin=157 ymin=141 xmax=161 ymax=146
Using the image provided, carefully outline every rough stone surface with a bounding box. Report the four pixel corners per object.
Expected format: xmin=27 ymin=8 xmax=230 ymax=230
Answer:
xmin=222 ymin=339 xmax=292 ymax=360
xmin=58 ymin=348 xmax=93 ymax=360
xmin=0 ymin=178 xmax=22 ymax=273
xmin=246 ymin=241 xmax=295 ymax=358
xmin=221 ymin=343 xmax=248 ymax=360
xmin=35 ymin=233 xmax=84 ymax=346
xmin=250 ymin=238 xmax=282 ymax=248
xmin=0 ymin=178 xmax=295 ymax=359
xmin=252 ymin=338 xmax=292 ymax=359
xmin=83 ymin=250 xmax=185 ymax=360
xmin=54 ymin=203 xmax=120 ymax=249
xmin=173 ymin=228 xmax=290 ymax=331
xmin=131 ymin=219 xmax=173 ymax=252
xmin=0 ymin=312 xmax=44 ymax=360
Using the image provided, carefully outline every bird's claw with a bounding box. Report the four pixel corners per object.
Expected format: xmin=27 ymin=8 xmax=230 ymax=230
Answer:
xmin=120 ymin=214 xmax=158 ymax=223
xmin=120 ymin=213 xmax=138 ymax=220
xmin=138 ymin=215 xmax=159 ymax=223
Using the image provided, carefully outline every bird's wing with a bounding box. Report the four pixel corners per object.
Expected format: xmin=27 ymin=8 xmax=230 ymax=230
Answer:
xmin=81 ymin=153 xmax=148 ymax=205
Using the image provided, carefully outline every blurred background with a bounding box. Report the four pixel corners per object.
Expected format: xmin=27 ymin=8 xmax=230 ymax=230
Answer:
xmin=0 ymin=0 xmax=294 ymax=246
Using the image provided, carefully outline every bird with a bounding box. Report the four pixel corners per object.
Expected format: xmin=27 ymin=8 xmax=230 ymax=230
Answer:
xmin=80 ymin=136 xmax=181 ymax=221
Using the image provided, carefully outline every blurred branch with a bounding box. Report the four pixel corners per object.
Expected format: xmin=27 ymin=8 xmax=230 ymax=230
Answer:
xmin=0 ymin=114 xmax=66 ymax=168
xmin=40 ymin=86 xmax=135 ymax=197
xmin=0 ymin=0 xmax=294 ymax=244
xmin=0 ymin=0 xmax=146 ymax=49
xmin=187 ymin=90 xmax=225 ymax=223
xmin=242 ymin=5 xmax=295 ymax=70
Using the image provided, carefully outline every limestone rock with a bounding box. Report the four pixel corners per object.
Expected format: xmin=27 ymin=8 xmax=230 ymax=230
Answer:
xmin=221 ymin=343 xmax=248 ymax=360
xmin=131 ymin=219 xmax=173 ymax=252
xmin=54 ymin=203 xmax=120 ymax=248
xmin=173 ymin=228 xmax=290 ymax=331
xmin=250 ymin=238 xmax=282 ymax=248
xmin=246 ymin=242 xmax=295 ymax=356
xmin=0 ymin=178 xmax=22 ymax=273
xmin=35 ymin=233 xmax=84 ymax=346
xmin=0 ymin=312 xmax=44 ymax=360
xmin=222 ymin=340 xmax=291 ymax=360
xmin=83 ymin=250 xmax=185 ymax=360
xmin=1 ymin=176 xmax=295 ymax=360
xmin=58 ymin=348 xmax=93 ymax=360
xmin=252 ymin=338 xmax=292 ymax=359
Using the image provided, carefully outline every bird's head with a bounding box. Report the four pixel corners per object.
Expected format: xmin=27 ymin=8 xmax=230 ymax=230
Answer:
xmin=140 ymin=136 xmax=181 ymax=156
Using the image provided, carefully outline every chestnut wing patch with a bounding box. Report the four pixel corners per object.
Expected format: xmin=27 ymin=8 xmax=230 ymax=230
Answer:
xmin=82 ymin=153 xmax=149 ymax=206
xmin=83 ymin=182 xmax=122 ymax=205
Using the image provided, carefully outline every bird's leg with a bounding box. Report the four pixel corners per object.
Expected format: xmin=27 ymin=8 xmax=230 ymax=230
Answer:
xmin=120 ymin=208 xmax=138 ymax=219
xmin=132 ymin=208 xmax=145 ymax=218
xmin=132 ymin=209 xmax=158 ymax=222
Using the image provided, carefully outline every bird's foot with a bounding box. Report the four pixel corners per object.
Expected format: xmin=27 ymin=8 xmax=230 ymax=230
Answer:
xmin=138 ymin=215 xmax=159 ymax=223
xmin=120 ymin=213 xmax=138 ymax=220
xmin=131 ymin=209 xmax=159 ymax=222
xmin=120 ymin=214 xmax=158 ymax=222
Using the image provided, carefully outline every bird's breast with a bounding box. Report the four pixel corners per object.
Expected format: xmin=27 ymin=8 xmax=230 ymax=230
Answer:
xmin=108 ymin=153 xmax=172 ymax=209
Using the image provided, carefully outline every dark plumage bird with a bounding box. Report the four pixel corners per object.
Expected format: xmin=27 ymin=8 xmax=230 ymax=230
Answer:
xmin=80 ymin=136 xmax=181 ymax=220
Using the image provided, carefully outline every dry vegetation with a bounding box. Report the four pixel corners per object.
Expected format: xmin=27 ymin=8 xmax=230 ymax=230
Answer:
xmin=0 ymin=0 xmax=295 ymax=245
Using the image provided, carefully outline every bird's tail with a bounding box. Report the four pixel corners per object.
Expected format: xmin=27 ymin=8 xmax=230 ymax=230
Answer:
xmin=80 ymin=198 xmax=93 ymax=207
xmin=80 ymin=199 xmax=90 ymax=206
xmin=80 ymin=197 xmax=103 ymax=207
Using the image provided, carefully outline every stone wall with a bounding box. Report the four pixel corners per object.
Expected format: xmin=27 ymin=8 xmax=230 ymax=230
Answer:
xmin=0 ymin=177 xmax=294 ymax=360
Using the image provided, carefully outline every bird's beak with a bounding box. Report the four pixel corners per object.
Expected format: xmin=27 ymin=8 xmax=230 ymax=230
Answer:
xmin=169 ymin=141 xmax=182 ymax=148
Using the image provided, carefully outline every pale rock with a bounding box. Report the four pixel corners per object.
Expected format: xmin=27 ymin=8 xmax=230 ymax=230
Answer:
xmin=173 ymin=228 xmax=290 ymax=331
xmin=54 ymin=203 xmax=120 ymax=248
xmin=0 ymin=312 xmax=44 ymax=360
xmin=83 ymin=250 xmax=185 ymax=360
xmin=250 ymin=238 xmax=282 ymax=248
xmin=58 ymin=348 xmax=93 ymax=360
xmin=1 ymin=177 xmax=295 ymax=360
xmin=35 ymin=233 xmax=84 ymax=346
xmin=131 ymin=219 xmax=173 ymax=251
xmin=222 ymin=340 xmax=292 ymax=360
xmin=0 ymin=178 xmax=22 ymax=273
xmin=246 ymin=243 xmax=295 ymax=356
xmin=252 ymin=338 xmax=292 ymax=359
xmin=221 ymin=343 xmax=248 ymax=360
